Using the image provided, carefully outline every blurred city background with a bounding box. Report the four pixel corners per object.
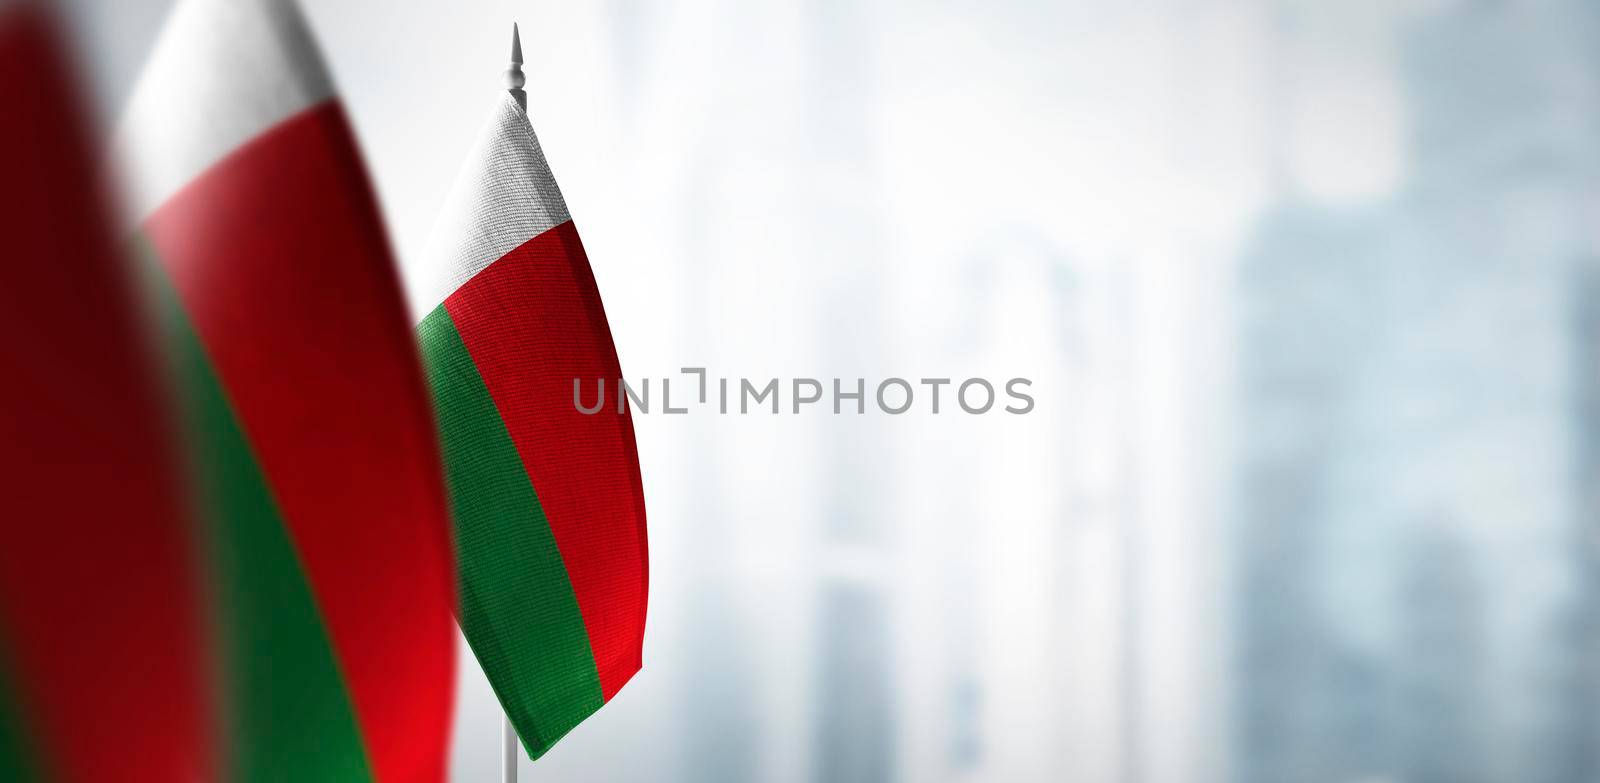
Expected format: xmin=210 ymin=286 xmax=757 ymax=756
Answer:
xmin=54 ymin=0 xmax=1600 ymax=780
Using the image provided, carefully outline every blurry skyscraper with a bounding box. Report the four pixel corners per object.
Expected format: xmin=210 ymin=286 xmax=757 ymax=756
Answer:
xmin=1234 ymin=200 xmax=1393 ymax=783
xmin=1559 ymin=261 xmax=1600 ymax=782
xmin=804 ymin=1 xmax=897 ymax=781
xmin=947 ymin=231 xmax=1087 ymax=782
xmin=1233 ymin=1 xmax=1600 ymax=781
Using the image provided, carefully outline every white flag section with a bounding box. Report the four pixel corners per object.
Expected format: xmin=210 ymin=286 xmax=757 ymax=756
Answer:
xmin=114 ymin=0 xmax=333 ymax=220
xmin=413 ymin=90 xmax=572 ymax=318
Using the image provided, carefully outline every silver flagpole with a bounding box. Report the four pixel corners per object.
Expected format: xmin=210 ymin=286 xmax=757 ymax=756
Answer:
xmin=502 ymin=712 xmax=519 ymax=783
xmin=500 ymin=25 xmax=526 ymax=783
xmin=507 ymin=23 xmax=527 ymax=112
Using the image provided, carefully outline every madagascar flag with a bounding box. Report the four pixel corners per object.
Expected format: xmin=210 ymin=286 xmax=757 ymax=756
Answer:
xmin=116 ymin=0 xmax=455 ymax=779
xmin=0 ymin=4 xmax=214 ymax=780
xmin=413 ymin=39 xmax=649 ymax=759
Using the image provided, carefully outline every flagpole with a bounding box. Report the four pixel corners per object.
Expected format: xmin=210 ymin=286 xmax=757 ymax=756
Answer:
xmin=500 ymin=25 xmax=527 ymax=783
xmin=502 ymin=712 xmax=519 ymax=783
xmin=507 ymin=23 xmax=527 ymax=112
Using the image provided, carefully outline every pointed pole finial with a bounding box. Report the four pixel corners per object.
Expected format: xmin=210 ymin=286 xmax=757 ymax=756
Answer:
xmin=505 ymin=23 xmax=527 ymax=112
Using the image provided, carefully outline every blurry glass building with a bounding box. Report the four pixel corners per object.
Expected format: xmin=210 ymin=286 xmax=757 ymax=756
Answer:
xmin=1233 ymin=1 xmax=1600 ymax=782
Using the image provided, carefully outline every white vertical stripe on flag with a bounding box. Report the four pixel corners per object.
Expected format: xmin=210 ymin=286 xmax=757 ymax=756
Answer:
xmin=412 ymin=92 xmax=570 ymax=319
xmin=114 ymin=0 xmax=334 ymax=221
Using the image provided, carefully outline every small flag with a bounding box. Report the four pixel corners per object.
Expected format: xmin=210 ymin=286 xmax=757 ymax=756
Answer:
xmin=116 ymin=0 xmax=456 ymax=779
xmin=0 ymin=4 xmax=215 ymax=780
xmin=414 ymin=24 xmax=649 ymax=760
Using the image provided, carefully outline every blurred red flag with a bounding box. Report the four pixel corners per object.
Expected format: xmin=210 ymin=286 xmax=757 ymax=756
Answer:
xmin=0 ymin=3 xmax=216 ymax=781
xmin=116 ymin=0 xmax=457 ymax=778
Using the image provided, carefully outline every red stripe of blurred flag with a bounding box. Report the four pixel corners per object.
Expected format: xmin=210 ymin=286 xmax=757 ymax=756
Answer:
xmin=115 ymin=0 xmax=457 ymax=778
xmin=0 ymin=4 xmax=216 ymax=781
